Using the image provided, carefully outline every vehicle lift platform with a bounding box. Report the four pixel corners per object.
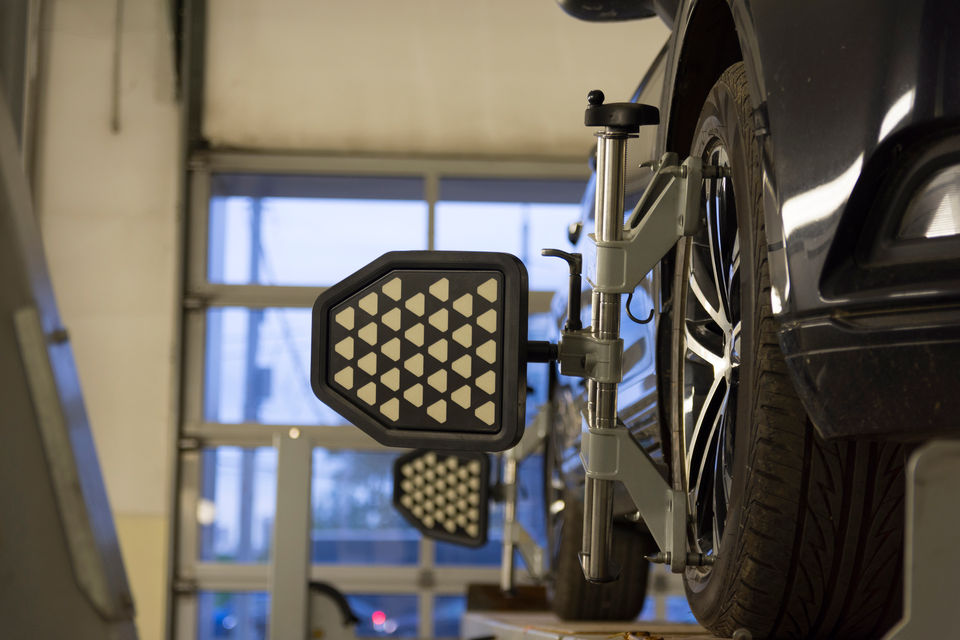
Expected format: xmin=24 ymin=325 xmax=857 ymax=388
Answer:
xmin=461 ymin=611 xmax=711 ymax=640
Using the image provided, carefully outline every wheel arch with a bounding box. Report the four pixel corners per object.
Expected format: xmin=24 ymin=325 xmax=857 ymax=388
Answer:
xmin=663 ymin=0 xmax=789 ymax=318
xmin=657 ymin=0 xmax=744 ymax=327
xmin=665 ymin=0 xmax=742 ymax=155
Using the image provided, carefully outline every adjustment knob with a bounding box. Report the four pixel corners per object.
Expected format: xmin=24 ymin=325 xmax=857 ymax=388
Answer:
xmin=584 ymin=90 xmax=660 ymax=132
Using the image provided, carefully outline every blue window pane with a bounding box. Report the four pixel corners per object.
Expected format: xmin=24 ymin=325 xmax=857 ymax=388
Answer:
xmin=205 ymin=307 xmax=347 ymax=425
xmin=666 ymin=596 xmax=698 ymax=624
xmin=311 ymin=449 xmax=419 ymax=565
xmin=638 ymin=583 xmax=698 ymax=623
xmin=434 ymin=201 xmax=579 ymax=292
xmin=434 ymin=595 xmax=466 ymax=638
xmin=199 ymin=447 xmax=277 ymax=563
xmin=346 ymin=594 xmax=418 ymax=638
xmin=638 ymin=593 xmax=655 ymax=621
xmin=208 ymin=193 xmax=428 ymax=287
xmin=197 ymin=591 xmax=269 ymax=640
xmin=435 ymin=454 xmax=545 ymax=566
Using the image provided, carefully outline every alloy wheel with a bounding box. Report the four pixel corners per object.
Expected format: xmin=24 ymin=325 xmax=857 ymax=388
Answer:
xmin=679 ymin=141 xmax=741 ymax=561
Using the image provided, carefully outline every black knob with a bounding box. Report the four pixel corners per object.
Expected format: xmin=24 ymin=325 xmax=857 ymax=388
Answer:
xmin=584 ymin=89 xmax=660 ymax=132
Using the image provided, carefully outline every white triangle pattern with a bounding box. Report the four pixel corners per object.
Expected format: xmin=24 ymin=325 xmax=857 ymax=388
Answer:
xmin=334 ymin=337 xmax=354 ymax=360
xmin=428 ymin=339 xmax=448 ymax=363
xmin=382 ymin=277 xmax=402 ymax=301
xmin=337 ymin=274 xmax=503 ymax=431
xmin=396 ymin=451 xmax=485 ymax=537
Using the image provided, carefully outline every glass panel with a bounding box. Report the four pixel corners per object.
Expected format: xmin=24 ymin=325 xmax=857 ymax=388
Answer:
xmin=205 ymin=307 xmax=347 ymax=425
xmin=198 ymin=447 xmax=277 ymax=563
xmin=435 ymin=453 xmax=546 ymax=566
xmin=196 ymin=591 xmax=269 ymax=640
xmin=345 ymin=594 xmax=419 ymax=638
xmin=311 ymin=449 xmax=419 ymax=564
xmin=434 ymin=201 xmax=579 ymax=292
xmin=208 ymin=194 xmax=427 ymax=287
xmin=433 ymin=595 xmax=466 ymax=639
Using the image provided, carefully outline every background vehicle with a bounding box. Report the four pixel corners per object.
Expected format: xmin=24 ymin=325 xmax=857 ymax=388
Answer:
xmin=545 ymin=1 xmax=960 ymax=637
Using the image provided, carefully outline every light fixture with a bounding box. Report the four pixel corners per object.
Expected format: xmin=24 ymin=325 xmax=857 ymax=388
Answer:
xmin=311 ymin=251 xmax=528 ymax=451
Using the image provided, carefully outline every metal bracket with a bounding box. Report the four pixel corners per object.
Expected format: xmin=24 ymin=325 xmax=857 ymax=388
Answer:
xmin=499 ymin=405 xmax=549 ymax=592
xmin=587 ymin=153 xmax=709 ymax=294
xmin=557 ymin=330 xmax=623 ymax=384
xmin=505 ymin=520 xmax=545 ymax=579
xmin=580 ymin=426 xmax=688 ymax=572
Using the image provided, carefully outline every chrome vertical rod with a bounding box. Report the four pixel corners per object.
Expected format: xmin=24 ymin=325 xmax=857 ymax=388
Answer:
xmin=580 ymin=129 xmax=627 ymax=583
xmin=500 ymin=454 xmax=518 ymax=593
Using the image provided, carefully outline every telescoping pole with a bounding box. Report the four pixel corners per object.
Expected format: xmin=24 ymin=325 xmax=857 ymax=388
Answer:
xmin=580 ymin=98 xmax=629 ymax=583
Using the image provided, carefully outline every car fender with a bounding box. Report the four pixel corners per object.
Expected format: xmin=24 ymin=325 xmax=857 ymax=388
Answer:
xmin=656 ymin=0 xmax=960 ymax=319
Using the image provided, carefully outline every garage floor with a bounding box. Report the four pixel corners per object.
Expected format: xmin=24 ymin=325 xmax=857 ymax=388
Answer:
xmin=461 ymin=611 xmax=714 ymax=639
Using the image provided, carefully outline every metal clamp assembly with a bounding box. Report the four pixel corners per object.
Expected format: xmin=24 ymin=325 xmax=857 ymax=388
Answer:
xmin=588 ymin=152 xmax=718 ymax=294
xmin=580 ymin=425 xmax=691 ymax=573
xmin=561 ymin=90 xmax=728 ymax=580
xmin=557 ymin=331 xmax=623 ymax=384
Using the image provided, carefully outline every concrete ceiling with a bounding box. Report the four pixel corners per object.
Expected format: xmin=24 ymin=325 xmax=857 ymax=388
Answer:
xmin=204 ymin=0 xmax=669 ymax=159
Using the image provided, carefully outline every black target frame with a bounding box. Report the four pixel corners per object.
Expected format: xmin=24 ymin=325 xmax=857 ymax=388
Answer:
xmin=311 ymin=251 xmax=528 ymax=451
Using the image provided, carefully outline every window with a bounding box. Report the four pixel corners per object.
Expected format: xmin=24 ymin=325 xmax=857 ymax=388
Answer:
xmin=198 ymin=447 xmax=277 ymax=563
xmin=174 ymin=154 xmax=587 ymax=639
xmin=207 ymin=175 xmax=428 ymax=287
xmin=204 ymin=307 xmax=339 ymax=425
xmin=310 ymin=449 xmax=419 ymax=565
xmin=196 ymin=592 xmax=268 ymax=640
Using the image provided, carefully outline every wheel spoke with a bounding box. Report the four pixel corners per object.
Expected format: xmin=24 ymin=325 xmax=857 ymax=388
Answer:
xmin=706 ymin=190 xmax=730 ymax=323
xmin=726 ymin=231 xmax=741 ymax=327
xmin=685 ymin=374 xmax=726 ymax=482
xmin=729 ymin=233 xmax=741 ymax=286
xmin=689 ymin=272 xmax=728 ymax=331
xmin=685 ymin=325 xmax=724 ymax=372
xmin=690 ymin=385 xmax=727 ymax=549
xmin=713 ymin=391 xmax=733 ymax=547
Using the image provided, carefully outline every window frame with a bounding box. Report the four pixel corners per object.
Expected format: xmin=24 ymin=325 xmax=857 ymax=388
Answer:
xmin=172 ymin=150 xmax=588 ymax=640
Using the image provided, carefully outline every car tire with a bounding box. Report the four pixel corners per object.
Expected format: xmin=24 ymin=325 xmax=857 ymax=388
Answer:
xmin=671 ymin=61 xmax=907 ymax=639
xmin=548 ymin=493 xmax=652 ymax=621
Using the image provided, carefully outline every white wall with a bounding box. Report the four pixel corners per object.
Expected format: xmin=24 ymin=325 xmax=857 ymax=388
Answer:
xmin=34 ymin=1 xmax=179 ymax=638
xmin=205 ymin=0 xmax=670 ymax=156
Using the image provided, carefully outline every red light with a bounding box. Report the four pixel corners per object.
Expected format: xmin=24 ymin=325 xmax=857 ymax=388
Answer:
xmin=371 ymin=610 xmax=387 ymax=626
